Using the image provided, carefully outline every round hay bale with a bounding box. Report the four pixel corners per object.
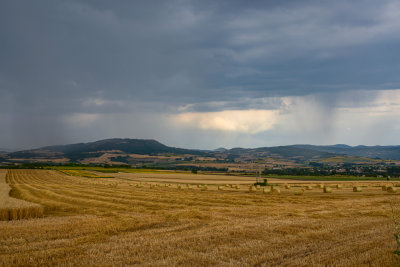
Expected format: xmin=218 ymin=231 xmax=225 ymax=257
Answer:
xmin=318 ymin=184 xmax=324 ymax=189
xmin=236 ymin=185 xmax=240 ymax=189
xmin=382 ymin=185 xmax=388 ymax=191
xmin=305 ymin=186 xmax=313 ymax=190
xmin=249 ymin=186 xmax=255 ymax=192
xmin=387 ymin=186 xmax=398 ymax=193
xmin=353 ymin=186 xmax=362 ymax=192
xmin=256 ymin=185 xmax=261 ymax=190
xmin=294 ymin=189 xmax=304 ymax=195
xmin=323 ymin=186 xmax=332 ymax=193
xmin=336 ymin=184 xmax=343 ymax=189
xmin=218 ymin=186 xmax=224 ymax=191
xmin=272 ymin=188 xmax=281 ymax=194
xmin=263 ymin=188 xmax=271 ymax=194
xmin=201 ymin=185 xmax=208 ymax=191
xmin=285 ymin=185 xmax=291 ymax=189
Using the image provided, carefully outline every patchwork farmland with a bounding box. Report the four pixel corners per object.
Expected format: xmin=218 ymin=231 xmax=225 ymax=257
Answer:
xmin=1 ymin=169 xmax=400 ymax=266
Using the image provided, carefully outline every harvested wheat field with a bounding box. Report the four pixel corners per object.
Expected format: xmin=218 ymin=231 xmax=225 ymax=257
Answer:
xmin=1 ymin=169 xmax=400 ymax=266
xmin=0 ymin=170 xmax=43 ymax=221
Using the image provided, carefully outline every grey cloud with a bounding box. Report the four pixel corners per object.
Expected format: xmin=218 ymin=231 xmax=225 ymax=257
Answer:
xmin=1 ymin=0 xmax=400 ymax=149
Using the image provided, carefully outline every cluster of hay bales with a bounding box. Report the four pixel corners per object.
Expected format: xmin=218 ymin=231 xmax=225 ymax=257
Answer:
xmin=127 ymin=179 xmax=398 ymax=196
xmin=261 ymin=186 xmax=280 ymax=194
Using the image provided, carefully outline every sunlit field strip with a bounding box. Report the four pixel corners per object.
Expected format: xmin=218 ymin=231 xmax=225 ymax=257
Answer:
xmin=7 ymin=170 xmax=396 ymax=217
xmin=11 ymin=170 xmax=265 ymax=208
xmin=10 ymin=172 xmax=228 ymax=212
xmin=15 ymin=176 xmax=257 ymax=211
xmin=14 ymin=173 xmax=333 ymax=209
xmin=12 ymin=175 xmax=224 ymax=209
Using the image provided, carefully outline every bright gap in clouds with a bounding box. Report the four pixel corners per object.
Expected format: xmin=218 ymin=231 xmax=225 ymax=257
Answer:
xmin=174 ymin=110 xmax=279 ymax=134
xmin=171 ymin=89 xmax=400 ymax=147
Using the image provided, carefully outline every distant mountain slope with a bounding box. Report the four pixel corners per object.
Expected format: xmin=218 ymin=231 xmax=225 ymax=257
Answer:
xmin=9 ymin=138 xmax=207 ymax=161
xmin=5 ymin=139 xmax=400 ymax=163
xmin=226 ymin=146 xmax=336 ymax=160
xmin=290 ymin=144 xmax=400 ymax=160
xmin=0 ymin=148 xmax=14 ymax=153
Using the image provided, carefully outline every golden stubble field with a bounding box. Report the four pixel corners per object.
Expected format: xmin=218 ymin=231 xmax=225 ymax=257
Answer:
xmin=1 ymin=169 xmax=400 ymax=266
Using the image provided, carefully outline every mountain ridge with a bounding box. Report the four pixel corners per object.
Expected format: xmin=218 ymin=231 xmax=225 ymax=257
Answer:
xmin=3 ymin=138 xmax=400 ymax=163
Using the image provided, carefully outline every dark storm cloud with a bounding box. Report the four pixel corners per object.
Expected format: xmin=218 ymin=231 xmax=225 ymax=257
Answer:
xmin=1 ymin=0 xmax=400 ymax=148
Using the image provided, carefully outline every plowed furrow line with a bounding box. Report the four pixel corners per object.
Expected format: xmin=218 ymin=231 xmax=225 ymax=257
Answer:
xmin=13 ymin=185 xmax=79 ymax=212
xmin=47 ymin=188 xmax=184 ymax=211
xmin=13 ymin=184 xmax=129 ymax=213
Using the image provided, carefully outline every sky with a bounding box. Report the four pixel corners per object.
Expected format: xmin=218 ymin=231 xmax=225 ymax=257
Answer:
xmin=1 ymin=0 xmax=400 ymax=150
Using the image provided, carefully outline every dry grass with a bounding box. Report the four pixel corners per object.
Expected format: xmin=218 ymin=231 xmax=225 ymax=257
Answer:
xmin=0 ymin=169 xmax=399 ymax=266
xmin=0 ymin=170 xmax=43 ymax=221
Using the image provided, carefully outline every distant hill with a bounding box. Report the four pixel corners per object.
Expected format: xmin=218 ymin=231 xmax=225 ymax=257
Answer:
xmin=8 ymin=138 xmax=207 ymax=161
xmin=3 ymin=139 xmax=400 ymax=164
xmin=225 ymin=146 xmax=337 ymax=161
xmin=290 ymin=144 xmax=400 ymax=160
